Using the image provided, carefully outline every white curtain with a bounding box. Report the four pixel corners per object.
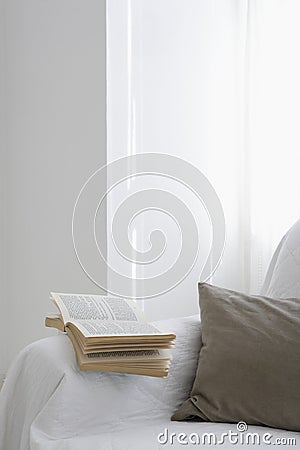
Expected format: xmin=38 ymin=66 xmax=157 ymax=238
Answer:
xmin=246 ymin=0 xmax=300 ymax=292
xmin=107 ymin=0 xmax=300 ymax=319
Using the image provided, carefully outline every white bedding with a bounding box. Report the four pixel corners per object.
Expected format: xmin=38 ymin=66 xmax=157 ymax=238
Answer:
xmin=0 ymin=315 xmax=299 ymax=450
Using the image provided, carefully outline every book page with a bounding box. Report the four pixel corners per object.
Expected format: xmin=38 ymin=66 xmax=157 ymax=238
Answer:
xmin=51 ymin=292 xmax=146 ymax=325
xmin=72 ymin=319 xmax=168 ymax=338
xmin=85 ymin=349 xmax=170 ymax=362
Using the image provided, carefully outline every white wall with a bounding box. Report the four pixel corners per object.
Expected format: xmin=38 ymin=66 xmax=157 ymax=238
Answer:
xmin=0 ymin=0 xmax=8 ymax=378
xmin=2 ymin=0 xmax=106 ymax=372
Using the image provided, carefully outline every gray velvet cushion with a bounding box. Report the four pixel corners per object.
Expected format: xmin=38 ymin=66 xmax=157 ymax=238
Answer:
xmin=172 ymin=283 xmax=300 ymax=431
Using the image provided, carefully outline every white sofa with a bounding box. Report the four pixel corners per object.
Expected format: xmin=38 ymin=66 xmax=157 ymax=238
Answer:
xmin=1 ymin=221 xmax=300 ymax=450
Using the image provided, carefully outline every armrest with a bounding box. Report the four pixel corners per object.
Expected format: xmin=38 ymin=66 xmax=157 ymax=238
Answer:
xmin=0 ymin=315 xmax=201 ymax=445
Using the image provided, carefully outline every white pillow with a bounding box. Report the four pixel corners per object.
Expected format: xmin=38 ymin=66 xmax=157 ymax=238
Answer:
xmin=261 ymin=219 xmax=300 ymax=298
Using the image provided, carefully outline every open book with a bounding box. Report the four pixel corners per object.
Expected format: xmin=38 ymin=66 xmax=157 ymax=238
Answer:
xmin=45 ymin=293 xmax=176 ymax=377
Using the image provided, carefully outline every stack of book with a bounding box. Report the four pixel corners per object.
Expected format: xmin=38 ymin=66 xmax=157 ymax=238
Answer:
xmin=45 ymin=293 xmax=176 ymax=378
